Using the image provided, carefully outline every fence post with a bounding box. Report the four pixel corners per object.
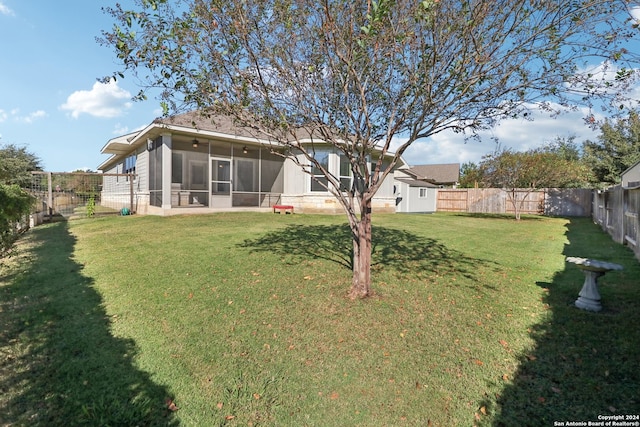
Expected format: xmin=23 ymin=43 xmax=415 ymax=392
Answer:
xmin=129 ymin=174 xmax=134 ymax=213
xmin=47 ymin=171 xmax=53 ymax=220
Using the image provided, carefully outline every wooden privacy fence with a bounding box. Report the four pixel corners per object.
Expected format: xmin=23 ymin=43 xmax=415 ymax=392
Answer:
xmin=593 ymin=185 xmax=640 ymax=261
xmin=437 ymin=188 xmax=593 ymax=217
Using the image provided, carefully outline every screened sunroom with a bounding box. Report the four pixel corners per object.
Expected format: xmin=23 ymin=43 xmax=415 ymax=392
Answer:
xmin=146 ymin=137 xmax=284 ymax=210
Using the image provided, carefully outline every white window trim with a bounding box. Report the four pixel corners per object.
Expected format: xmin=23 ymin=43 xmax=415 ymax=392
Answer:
xmin=308 ymin=150 xmax=333 ymax=193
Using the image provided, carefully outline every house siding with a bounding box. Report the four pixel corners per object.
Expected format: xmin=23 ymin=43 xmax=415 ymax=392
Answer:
xmin=622 ymin=161 xmax=640 ymax=188
xmin=99 ymin=146 xmax=145 ymax=213
xmin=394 ymin=181 xmax=437 ymax=213
xmin=281 ymin=152 xmax=397 ymax=213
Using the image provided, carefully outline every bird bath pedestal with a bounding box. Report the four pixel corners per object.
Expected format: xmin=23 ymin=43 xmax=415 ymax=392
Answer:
xmin=566 ymin=257 xmax=623 ymax=312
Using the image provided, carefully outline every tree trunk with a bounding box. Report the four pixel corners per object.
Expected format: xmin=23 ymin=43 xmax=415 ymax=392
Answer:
xmin=348 ymin=198 xmax=372 ymax=299
xmin=510 ymin=189 xmax=522 ymax=221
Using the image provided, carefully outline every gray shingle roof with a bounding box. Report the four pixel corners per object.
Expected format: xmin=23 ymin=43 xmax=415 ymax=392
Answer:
xmin=395 ymin=178 xmax=438 ymax=188
xmin=155 ymin=112 xmax=265 ymax=139
xmin=405 ymin=163 xmax=460 ymax=184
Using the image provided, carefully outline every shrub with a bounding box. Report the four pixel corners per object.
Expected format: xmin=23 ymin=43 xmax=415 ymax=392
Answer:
xmin=86 ymin=195 xmax=96 ymax=218
xmin=0 ymin=183 xmax=34 ymax=257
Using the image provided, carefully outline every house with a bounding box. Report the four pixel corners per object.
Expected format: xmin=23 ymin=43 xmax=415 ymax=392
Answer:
xmin=392 ymin=163 xmax=460 ymax=213
xmin=621 ymin=160 xmax=640 ymax=188
xmin=98 ymin=112 xmax=402 ymax=215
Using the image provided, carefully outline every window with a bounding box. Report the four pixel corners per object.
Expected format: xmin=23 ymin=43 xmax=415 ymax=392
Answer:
xmin=338 ymin=153 xmax=352 ymax=191
xmin=124 ymin=154 xmax=137 ymax=181
xmin=310 ymin=150 xmax=330 ymax=192
xmin=419 ymin=188 xmax=428 ymax=198
xmin=370 ymin=157 xmax=389 ymax=175
xmin=310 ymin=150 xmax=356 ymax=193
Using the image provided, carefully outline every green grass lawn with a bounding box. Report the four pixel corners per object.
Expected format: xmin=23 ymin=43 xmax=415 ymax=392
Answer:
xmin=1 ymin=212 xmax=638 ymax=426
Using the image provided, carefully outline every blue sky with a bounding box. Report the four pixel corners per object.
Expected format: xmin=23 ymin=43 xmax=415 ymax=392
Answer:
xmin=0 ymin=1 xmax=638 ymax=172
xmin=0 ymin=0 xmax=159 ymax=171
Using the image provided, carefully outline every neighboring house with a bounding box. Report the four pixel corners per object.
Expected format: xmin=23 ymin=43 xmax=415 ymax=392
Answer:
xmin=392 ymin=163 xmax=460 ymax=213
xmin=98 ymin=112 xmax=403 ymax=215
xmin=621 ymin=160 xmax=640 ymax=188
xmin=397 ymin=163 xmax=460 ymax=188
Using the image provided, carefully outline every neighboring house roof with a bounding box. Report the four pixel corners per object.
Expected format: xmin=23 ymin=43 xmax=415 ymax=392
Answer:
xmin=621 ymin=159 xmax=640 ymax=176
xmin=621 ymin=159 xmax=640 ymax=189
xmin=395 ymin=178 xmax=438 ymax=188
xmin=403 ymin=163 xmax=460 ymax=185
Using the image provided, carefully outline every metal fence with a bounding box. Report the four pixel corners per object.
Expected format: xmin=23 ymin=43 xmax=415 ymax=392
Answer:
xmin=27 ymin=172 xmax=136 ymax=223
xmin=593 ymin=185 xmax=640 ymax=261
xmin=436 ymin=188 xmax=593 ymax=217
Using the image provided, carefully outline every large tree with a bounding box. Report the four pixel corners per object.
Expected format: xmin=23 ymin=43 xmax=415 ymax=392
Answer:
xmin=101 ymin=0 xmax=640 ymax=298
xmin=583 ymin=110 xmax=640 ymax=186
xmin=0 ymin=144 xmax=40 ymax=256
xmin=0 ymin=143 xmax=42 ymax=188
xmin=459 ymin=162 xmax=484 ymax=189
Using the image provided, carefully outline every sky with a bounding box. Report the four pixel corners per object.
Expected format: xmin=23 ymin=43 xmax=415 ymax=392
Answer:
xmin=0 ymin=1 xmax=638 ymax=172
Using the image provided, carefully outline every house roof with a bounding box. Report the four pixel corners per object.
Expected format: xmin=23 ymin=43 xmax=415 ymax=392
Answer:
xmin=101 ymin=112 xmax=276 ymax=156
xmin=99 ymin=112 xmax=282 ymax=170
xmin=404 ymin=163 xmax=460 ymax=184
xmin=154 ymin=112 xmax=273 ymax=140
xmin=99 ymin=111 xmax=407 ymax=170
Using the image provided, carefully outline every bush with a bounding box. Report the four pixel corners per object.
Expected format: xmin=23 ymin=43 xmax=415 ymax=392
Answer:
xmin=0 ymin=183 xmax=34 ymax=257
xmin=86 ymin=195 xmax=96 ymax=218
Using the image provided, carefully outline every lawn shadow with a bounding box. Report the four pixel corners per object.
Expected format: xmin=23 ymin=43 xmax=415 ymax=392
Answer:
xmin=452 ymin=212 xmax=546 ymax=221
xmin=478 ymin=218 xmax=640 ymax=425
xmin=0 ymin=222 xmax=178 ymax=426
xmin=240 ymin=223 xmax=495 ymax=289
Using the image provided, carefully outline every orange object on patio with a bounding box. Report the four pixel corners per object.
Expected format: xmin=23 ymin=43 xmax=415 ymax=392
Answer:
xmin=272 ymin=205 xmax=294 ymax=214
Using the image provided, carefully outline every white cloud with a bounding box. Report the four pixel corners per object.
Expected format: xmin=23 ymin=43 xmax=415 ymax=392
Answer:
xmin=0 ymin=108 xmax=47 ymax=124
xmin=112 ymin=121 xmax=147 ymax=135
xmin=112 ymin=123 xmax=130 ymax=135
xmin=0 ymin=2 xmax=14 ymax=16
xmin=17 ymin=110 xmax=47 ymax=123
xmin=571 ymin=60 xmax=640 ymax=111
xmin=60 ymin=81 xmax=132 ymax=119
xmin=398 ymin=104 xmax=600 ymax=166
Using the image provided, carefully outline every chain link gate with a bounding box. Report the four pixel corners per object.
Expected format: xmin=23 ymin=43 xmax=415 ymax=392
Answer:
xmin=28 ymin=172 xmax=136 ymax=221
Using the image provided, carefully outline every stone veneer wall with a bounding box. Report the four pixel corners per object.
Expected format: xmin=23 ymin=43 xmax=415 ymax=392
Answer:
xmin=281 ymin=194 xmax=396 ymax=214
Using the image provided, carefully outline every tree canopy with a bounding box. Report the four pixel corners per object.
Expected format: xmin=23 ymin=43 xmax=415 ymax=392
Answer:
xmin=0 ymin=143 xmax=42 ymax=188
xmin=0 ymin=144 xmax=39 ymax=256
xmin=102 ymin=0 xmax=640 ymax=297
xmin=583 ymin=110 xmax=640 ymax=186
